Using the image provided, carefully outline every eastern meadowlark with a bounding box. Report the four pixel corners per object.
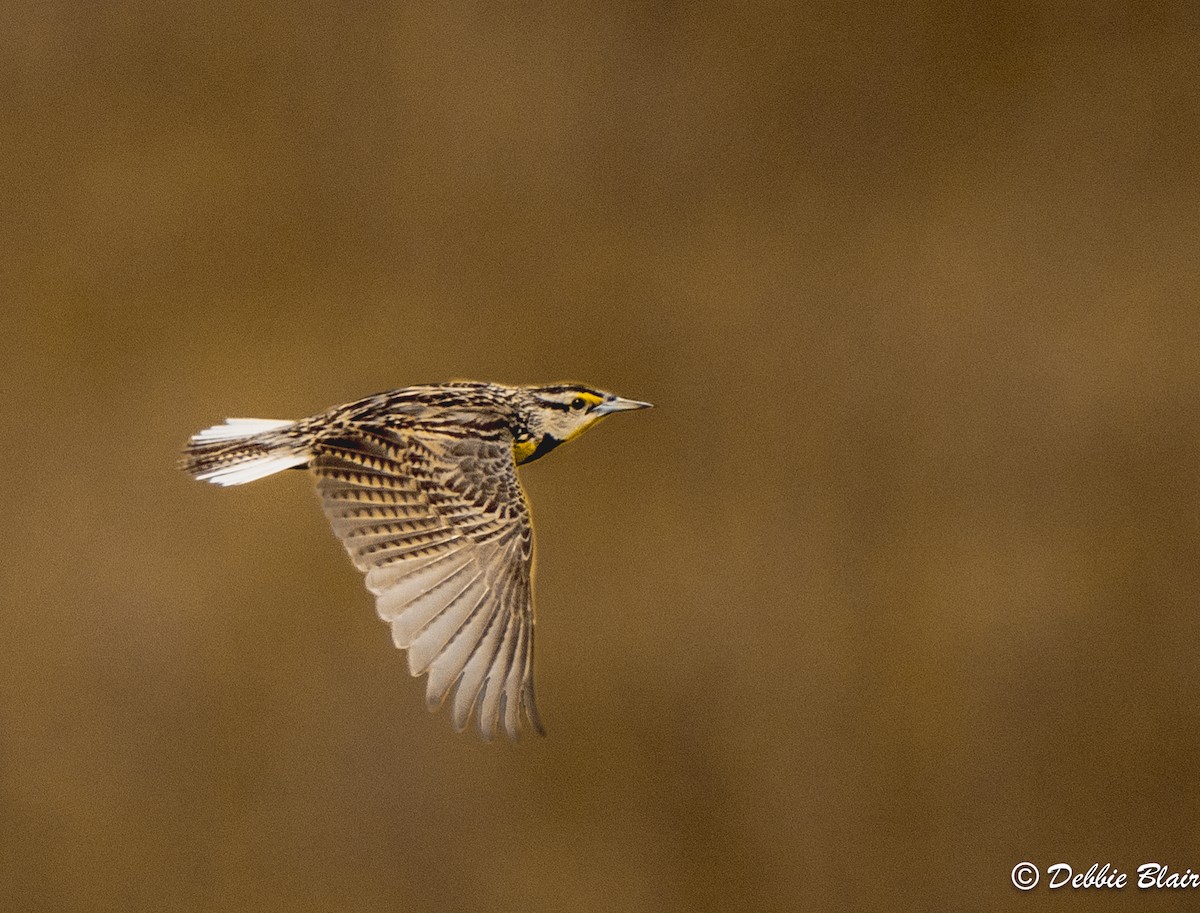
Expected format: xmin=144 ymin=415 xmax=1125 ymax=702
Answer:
xmin=181 ymin=382 xmax=652 ymax=740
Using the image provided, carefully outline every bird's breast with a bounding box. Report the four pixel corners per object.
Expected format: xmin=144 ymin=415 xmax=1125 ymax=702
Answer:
xmin=513 ymin=434 xmax=562 ymax=465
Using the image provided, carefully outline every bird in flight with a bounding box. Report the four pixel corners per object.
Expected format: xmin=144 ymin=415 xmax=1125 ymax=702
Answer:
xmin=181 ymin=381 xmax=651 ymax=740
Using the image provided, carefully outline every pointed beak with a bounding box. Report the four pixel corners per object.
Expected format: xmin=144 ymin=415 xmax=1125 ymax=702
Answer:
xmin=595 ymin=396 xmax=653 ymax=416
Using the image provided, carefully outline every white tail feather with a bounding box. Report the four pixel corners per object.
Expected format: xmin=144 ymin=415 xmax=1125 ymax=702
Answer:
xmin=194 ymin=455 xmax=310 ymax=487
xmin=188 ymin=417 xmax=307 ymax=487
xmin=190 ymin=418 xmax=294 ymax=442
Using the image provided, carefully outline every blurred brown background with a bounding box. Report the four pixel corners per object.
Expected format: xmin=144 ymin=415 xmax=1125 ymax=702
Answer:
xmin=3 ymin=2 xmax=1200 ymax=911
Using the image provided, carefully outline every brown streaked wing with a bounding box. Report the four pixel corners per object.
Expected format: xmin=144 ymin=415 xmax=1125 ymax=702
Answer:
xmin=311 ymin=425 xmax=543 ymax=740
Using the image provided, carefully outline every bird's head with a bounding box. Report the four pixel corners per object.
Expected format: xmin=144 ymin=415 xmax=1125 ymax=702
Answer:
xmin=513 ymin=384 xmax=652 ymax=464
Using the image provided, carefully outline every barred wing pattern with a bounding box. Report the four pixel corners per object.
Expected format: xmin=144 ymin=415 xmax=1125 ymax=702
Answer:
xmin=312 ymin=425 xmax=543 ymax=740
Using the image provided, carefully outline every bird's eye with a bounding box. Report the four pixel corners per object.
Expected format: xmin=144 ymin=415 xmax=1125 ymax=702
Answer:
xmin=570 ymin=397 xmax=587 ymax=411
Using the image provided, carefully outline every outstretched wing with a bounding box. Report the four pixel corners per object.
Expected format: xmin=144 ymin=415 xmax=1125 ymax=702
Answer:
xmin=311 ymin=425 xmax=542 ymax=740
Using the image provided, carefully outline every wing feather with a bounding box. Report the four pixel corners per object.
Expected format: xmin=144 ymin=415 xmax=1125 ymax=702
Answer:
xmin=478 ymin=608 xmax=520 ymax=740
xmin=379 ymin=556 xmax=478 ymax=647
xmin=504 ymin=619 xmax=529 ymax=739
xmin=451 ymin=590 xmax=511 ymax=732
xmin=406 ymin=570 xmax=489 ymax=675
xmin=311 ymin=424 xmax=542 ymax=739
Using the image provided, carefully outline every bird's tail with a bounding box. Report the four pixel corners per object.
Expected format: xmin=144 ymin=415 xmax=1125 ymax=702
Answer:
xmin=180 ymin=418 xmax=310 ymax=487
